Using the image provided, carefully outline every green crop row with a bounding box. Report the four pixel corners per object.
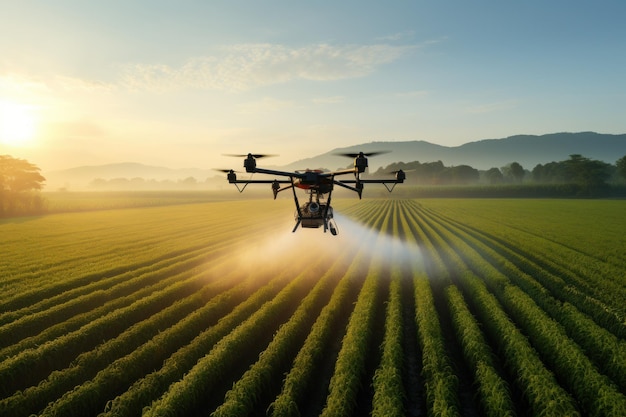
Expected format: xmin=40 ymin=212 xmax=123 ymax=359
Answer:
xmin=99 ymin=268 xmax=298 ymax=417
xmin=419 ymin=203 xmax=626 ymax=393
xmin=371 ymin=207 xmax=406 ymax=417
xmin=211 ymin=247 xmax=354 ymax=416
xmin=445 ymin=285 xmax=515 ymax=417
xmin=422 ymin=205 xmax=626 ymax=335
xmin=320 ymin=260 xmax=385 ymax=416
xmin=0 ymin=268 xmax=210 ymax=396
xmin=0 ymin=248 xmax=224 ymax=354
xmin=142 ymin=262 xmax=319 ymax=417
xmin=1 ymin=270 xmax=253 ymax=417
xmin=401 ymin=200 xmax=580 ymax=416
xmin=268 ymin=250 xmax=366 ymax=416
xmin=412 ymin=200 xmax=626 ymax=416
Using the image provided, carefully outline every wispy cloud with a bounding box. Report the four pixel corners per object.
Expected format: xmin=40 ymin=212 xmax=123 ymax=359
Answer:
xmin=54 ymin=76 xmax=115 ymax=93
xmin=3 ymin=42 xmax=423 ymax=95
xmin=376 ymin=30 xmax=416 ymax=42
xmin=0 ymin=73 xmax=51 ymax=95
xmin=1 ymin=72 xmax=115 ymax=97
xmin=117 ymin=43 xmax=414 ymax=92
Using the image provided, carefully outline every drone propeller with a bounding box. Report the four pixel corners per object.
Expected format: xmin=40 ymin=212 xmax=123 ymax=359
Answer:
xmin=335 ymin=151 xmax=390 ymax=158
xmin=223 ymin=153 xmax=278 ymax=159
xmin=385 ymin=168 xmax=414 ymax=174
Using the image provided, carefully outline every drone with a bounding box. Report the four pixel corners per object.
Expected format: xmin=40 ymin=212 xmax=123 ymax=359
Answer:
xmin=219 ymin=152 xmax=405 ymax=235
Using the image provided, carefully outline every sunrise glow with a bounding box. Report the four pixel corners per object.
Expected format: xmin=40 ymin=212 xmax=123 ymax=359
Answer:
xmin=0 ymin=100 xmax=37 ymax=147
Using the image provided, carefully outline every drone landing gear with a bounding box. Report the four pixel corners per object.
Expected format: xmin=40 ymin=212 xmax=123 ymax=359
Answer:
xmin=291 ymin=187 xmax=338 ymax=236
xmin=292 ymin=218 xmax=301 ymax=233
xmin=328 ymin=219 xmax=338 ymax=236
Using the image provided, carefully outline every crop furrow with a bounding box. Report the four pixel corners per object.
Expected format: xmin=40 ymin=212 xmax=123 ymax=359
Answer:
xmin=414 ymin=203 xmax=626 ymax=416
xmin=268 ymin=251 xmax=366 ymax=416
xmin=141 ymin=260 xmax=321 ymax=417
xmin=0 ymin=219 xmax=268 ymax=314
xmin=320 ymin=258 xmax=387 ymax=416
xmin=401 ymin=201 xmax=579 ymax=416
xmin=99 ymin=265 xmax=305 ymax=417
xmin=211 ymin=245 xmax=357 ymax=417
xmin=0 ymin=264 xmax=224 ymax=396
xmin=0 ymin=269 xmax=252 ymax=417
xmin=421 ymin=206 xmax=626 ymax=334
xmin=418 ymin=205 xmax=626 ymax=391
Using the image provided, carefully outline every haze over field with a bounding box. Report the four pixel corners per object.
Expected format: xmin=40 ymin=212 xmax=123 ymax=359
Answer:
xmin=1 ymin=1 xmax=625 ymax=172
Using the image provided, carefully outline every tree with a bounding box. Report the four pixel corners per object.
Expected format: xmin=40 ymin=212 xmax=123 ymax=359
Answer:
xmin=532 ymin=162 xmax=567 ymax=183
xmin=0 ymin=155 xmax=46 ymax=216
xmin=502 ymin=162 xmax=525 ymax=182
xmin=439 ymin=165 xmax=479 ymax=185
xmin=617 ymin=155 xmax=626 ymax=180
xmin=509 ymin=162 xmax=525 ymax=182
xmin=563 ymin=154 xmax=612 ymax=186
xmin=485 ymin=167 xmax=504 ymax=184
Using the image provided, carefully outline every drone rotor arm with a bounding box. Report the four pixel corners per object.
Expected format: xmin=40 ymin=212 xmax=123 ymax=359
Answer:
xmin=253 ymin=167 xmax=307 ymax=179
xmin=332 ymin=179 xmax=363 ymax=199
xmin=318 ymin=168 xmax=357 ymax=177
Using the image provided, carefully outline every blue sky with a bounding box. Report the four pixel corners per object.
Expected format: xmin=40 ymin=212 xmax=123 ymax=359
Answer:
xmin=1 ymin=0 xmax=625 ymax=170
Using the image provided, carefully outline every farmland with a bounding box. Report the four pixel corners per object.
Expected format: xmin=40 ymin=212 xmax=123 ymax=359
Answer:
xmin=1 ymin=197 xmax=625 ymax=416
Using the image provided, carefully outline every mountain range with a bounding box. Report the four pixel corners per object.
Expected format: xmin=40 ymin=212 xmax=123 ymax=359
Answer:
xmin=43 ymin=132 xmax=626 ymax=190
xmin=283 ymin=132 xmax=626 ymax=172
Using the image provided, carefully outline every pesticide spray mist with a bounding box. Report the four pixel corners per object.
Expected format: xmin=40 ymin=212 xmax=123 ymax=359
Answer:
xmin=210 ymin=209 xmax=423 ymax=283
xmin=332 ymin=212 xmax=423 ymax=270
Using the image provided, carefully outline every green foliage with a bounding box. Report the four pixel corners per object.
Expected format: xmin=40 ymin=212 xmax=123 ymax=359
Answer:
xmin=320 ymin=260 xmax=383 ymax=417
xmin=372 ymin=160 xmax=479 ymax=185
xmin=533 ymin=154 xmax=614 ymax=187
xmin=0 ymin=155 xmax=45 ymax=192
xmin=617 ymin=154 xmax=626 ymax=180
xmin=0 ymin=155 xmax=46 ymax=216
xmin=501 ymin=162 xmax=525 ymax=182
xmin=484 ymin=167 xmax=504 ymax=184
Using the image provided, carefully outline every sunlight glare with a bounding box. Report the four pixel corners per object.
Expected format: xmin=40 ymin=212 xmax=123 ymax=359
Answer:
xmin=0 ymin=100 xmax=37 ymax=146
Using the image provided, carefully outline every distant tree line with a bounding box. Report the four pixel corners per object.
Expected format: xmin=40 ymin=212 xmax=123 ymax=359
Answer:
xmin=532 ymin=154 xmax=615 ymax=186
xmin=372 ymin=160 xmax=481 ymax=185
xmin=374 ymin=154 xmax=626 ymax=197
xmin=0 ymin=155 xmax=46 ymax=217
xmin=88 ymin=176 xmax=213 ymax=190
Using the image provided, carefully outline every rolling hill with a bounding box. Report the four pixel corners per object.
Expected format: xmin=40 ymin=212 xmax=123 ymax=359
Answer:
xmin=282 ymin=132 xmax=626 ymax=172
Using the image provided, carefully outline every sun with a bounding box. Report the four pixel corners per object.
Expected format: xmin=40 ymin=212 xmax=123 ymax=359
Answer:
xmin=0 ymin=100 xmax=37 ymax=146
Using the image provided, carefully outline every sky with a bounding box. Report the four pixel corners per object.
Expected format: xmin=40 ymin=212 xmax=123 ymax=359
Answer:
xmin=1 ymin=0 xmax=625 ymax=171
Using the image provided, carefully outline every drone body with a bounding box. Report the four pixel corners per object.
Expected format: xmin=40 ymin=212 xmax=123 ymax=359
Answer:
xmin=221 ymin=152 xmax=405 ymax=235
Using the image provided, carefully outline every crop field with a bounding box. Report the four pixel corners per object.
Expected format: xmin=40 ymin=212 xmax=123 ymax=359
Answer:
xmin=1 ymin=198 xmax=625 ymax=417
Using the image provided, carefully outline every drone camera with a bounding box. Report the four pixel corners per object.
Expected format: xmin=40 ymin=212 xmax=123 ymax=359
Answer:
xmin=309 ymin=201 xmax=320 ymax=213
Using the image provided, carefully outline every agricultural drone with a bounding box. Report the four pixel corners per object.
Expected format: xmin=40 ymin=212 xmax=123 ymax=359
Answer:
xmin=219 ymin=152 xmax=405 ymax=235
